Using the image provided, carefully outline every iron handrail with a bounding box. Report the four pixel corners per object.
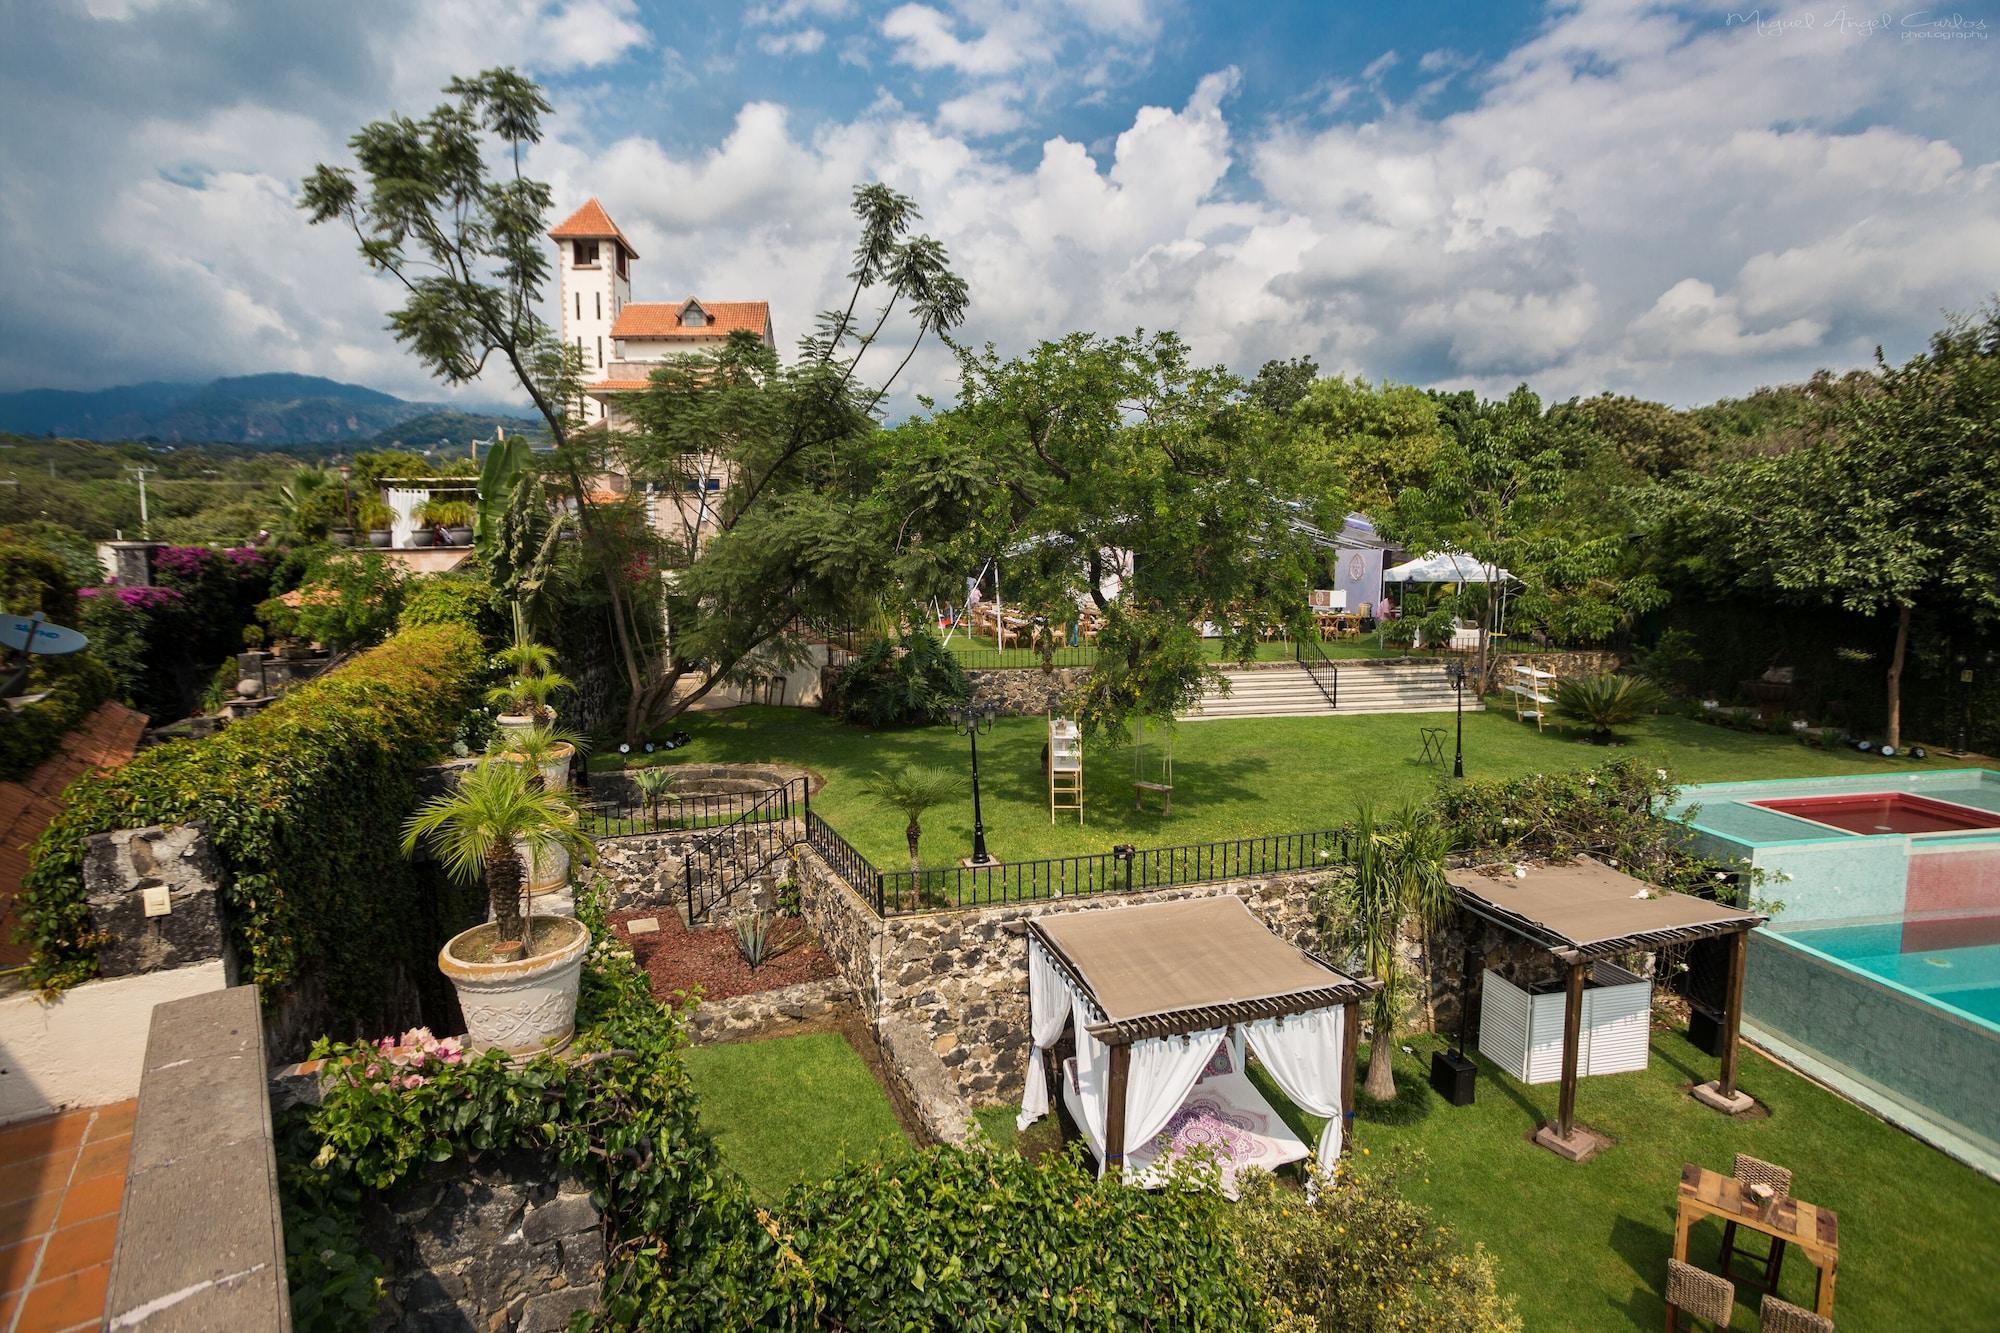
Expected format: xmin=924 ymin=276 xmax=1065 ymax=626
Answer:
xmin=1294 ymin=634 xmax=1340 ymax=709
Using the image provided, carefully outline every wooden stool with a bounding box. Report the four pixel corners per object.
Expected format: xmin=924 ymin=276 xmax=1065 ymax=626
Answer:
xmin=1721 ymin=1154 xmax=1793 ymax=1291
xmin=1665 ymin=1258 xmax=1735 ymax=1331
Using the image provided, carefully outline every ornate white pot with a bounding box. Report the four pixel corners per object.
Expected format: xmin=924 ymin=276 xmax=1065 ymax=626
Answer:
xmin=537 ymin=742 xmax=575 ymax=792
xmin=496 ymin=712 xmax=535 ymax=737
xmin=439 ymin=915 xmax=590 ymax=1057
xmin=500 ymin=836 xmax=574 ymax=918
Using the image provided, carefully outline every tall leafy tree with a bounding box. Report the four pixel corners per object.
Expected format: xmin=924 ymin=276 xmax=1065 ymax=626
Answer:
xmin=1288 ymin=375 xmax=1450 ymax=517
xmin=880 ymin=330 xmax=1343 ymax=739
xmin=304 ymin=74 xmax=965 ymax=741
xmin=1655 ymin=309 xmax=2000 ymax=746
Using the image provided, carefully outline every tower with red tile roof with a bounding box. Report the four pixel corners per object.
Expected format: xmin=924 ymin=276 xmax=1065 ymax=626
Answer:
xmin=549 ymin=198 xmax=774 ymax=427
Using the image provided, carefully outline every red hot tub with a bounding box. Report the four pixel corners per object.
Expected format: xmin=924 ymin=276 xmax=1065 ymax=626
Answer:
xmin=1752 ymin=792 xmax=2000 ymax=837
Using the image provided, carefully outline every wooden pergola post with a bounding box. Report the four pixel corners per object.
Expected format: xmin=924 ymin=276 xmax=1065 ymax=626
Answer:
xmin=1103 ymin=1042 xmax=1131 ymax=1176
xmin=1340 ymin=999 xmax=1360 ymax=1157
xmin=1555 ymin=959 xmax=1586 ymax=1140
xmin=1718 ymin=928 xmax=1747 ymax=1099
xmin=1043 ymin=1040 xmax=1069 ymax=1149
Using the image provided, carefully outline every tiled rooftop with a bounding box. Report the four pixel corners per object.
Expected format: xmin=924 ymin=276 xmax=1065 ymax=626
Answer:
xmin=0 ymin=1101 xmax=135 ymax=1332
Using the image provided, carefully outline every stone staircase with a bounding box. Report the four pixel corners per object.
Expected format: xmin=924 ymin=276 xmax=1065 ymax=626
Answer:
xmin=1181 ymin=660 xmax=1481 ymax=720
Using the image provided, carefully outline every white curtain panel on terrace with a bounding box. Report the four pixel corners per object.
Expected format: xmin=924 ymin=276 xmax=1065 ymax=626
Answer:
xmin=1245 ymin=1007 xmax=1346 ymax=1165
xmin=1017 ymin=936 xmax=1081 ymax=1131
xmin=1106 ymin=1032 xmax=1227 ymax=1179
xmin=1071 ymin=993 xmax=1109 ymax=1146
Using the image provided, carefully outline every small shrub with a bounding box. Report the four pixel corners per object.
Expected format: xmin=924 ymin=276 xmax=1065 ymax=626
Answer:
xmin=834 ymin=625 xmax=969 ymax=728
xmin=396 ymin=572 xmax=498 ymax=640
xmin=733 ymin=910 xmax=774 ymax=969
xmin=0 ymin=654 xmax=114 ymax=782
xmin=1554 ymin=672 xmax=1668 ymax=741
xmin=1233 ymin=1155 xmax=1520 ymax=1332
xmin=1633 ymin=627 xmax=1703 ymax=695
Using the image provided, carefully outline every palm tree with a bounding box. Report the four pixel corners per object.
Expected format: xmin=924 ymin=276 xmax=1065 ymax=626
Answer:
xmin=277 ymin=466 xmax=337 ymax=542
xmin=402 ymin=759 xmax=595 ymax=955
xmin=486 ymin=669 xmax=574 ymax=726
xmin=866 ymin=765 xmax=969 ymax=872
xmin=1329 ymin=803 xmax=1453 ymax=1101
xmin=490 ymin=721 xmax=587 ymax=790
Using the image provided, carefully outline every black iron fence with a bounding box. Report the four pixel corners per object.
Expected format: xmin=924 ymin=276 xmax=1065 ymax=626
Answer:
xmin=584 ymin=778 xmax=806 ymax=838
xmin=803 ymin=824 xmax=1353 ymax=916
xmin=946 ymin=642 xmax=1100 ymax=671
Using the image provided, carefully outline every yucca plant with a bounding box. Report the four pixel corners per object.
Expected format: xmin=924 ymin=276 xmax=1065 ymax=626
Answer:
xmin=630 ymin=767 xmax=678 ymax=826
xmin=1555 ymin=672 xmax=1669 ymax=743
xmin=866 ymin=765 xmax=970 ymax=872
xmin=401 ymin=758 xmax=595 ymax=956
xmin=1326 ymin=803 xmax=1453 ymax=1101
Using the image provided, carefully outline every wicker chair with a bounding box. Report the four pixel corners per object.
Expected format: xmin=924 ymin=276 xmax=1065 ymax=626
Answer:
xmin=1666 ymin=1258 xmax=1735 ymax=1332
xmin=1760 ymin=1293 xmax=1833 ymax=1332
xmin=1721 ymin=1153 xmax=1794 ymax=1289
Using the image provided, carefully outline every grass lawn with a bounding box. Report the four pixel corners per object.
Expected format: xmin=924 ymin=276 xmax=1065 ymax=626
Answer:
xmin=980 ymin=1031 xmax=2000 ymax=1330
xmin=599 ymin=702 xmax=1993 ymax=870
xmin=681 ymin=1032 xmax=908 ymax=1202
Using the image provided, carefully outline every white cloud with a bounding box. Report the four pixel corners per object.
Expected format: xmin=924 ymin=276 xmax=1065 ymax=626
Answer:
xmin=757 ymin=28 xmax=827 ymax=56
xmin=747 ymin=0 xmax=852 ymax=25
xmin=880 ymin=4 xmax=1047 ymax=76
xmin=936 ymin=85 xmax=1026 ymax=136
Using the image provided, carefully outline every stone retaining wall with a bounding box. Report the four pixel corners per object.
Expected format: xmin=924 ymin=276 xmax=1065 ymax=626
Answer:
xmin=965 ymin=667 xmax=1090 ymax=717
xmin=596 ymin=820 xmax=799 ymax=920
xmin=364 ymin=1147 xmax=605 ymax=1331
xmin=588 ymin=761 xmax=818 ymax=805
xmin=1486 ymin=649 xmax=1624 ymax=680
xmin=684 ymin=976 xmax=852 ymax=1043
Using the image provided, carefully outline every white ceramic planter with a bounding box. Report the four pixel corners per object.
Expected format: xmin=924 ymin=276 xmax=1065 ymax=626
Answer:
xmin=439 ymin=915 xmax=590 ymax=1057
xmin=500 ymin=835 xmax=574 ymax=917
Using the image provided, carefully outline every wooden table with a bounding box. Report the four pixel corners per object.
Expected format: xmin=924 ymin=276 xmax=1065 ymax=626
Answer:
xmin=1673 ymin=1162 xmax=1839 ymax=1318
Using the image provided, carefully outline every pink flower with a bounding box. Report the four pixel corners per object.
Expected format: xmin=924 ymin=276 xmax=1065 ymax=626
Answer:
xmin=364 ymin=1063 xmax=381 ymax=1079
xmin=402 ymin=1075 xmax=426 ymax=1090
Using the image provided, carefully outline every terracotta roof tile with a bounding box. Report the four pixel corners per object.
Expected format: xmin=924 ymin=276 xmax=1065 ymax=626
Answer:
xmin=612 ymin=301 xmax=771 ymax=340
xmin=549 ymin=198 xmax=638 ymax=257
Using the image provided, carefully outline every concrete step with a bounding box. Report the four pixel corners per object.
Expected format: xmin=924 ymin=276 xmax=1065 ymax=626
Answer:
xmin=1182 ymin=662 xmax=1483 ymax=720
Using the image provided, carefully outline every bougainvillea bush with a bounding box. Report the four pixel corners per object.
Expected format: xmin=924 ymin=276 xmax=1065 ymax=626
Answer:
xmin=75 ymin=544 xmax=281 ymax=719
xmin=17 ymin=622 xmax=485 ymax=1014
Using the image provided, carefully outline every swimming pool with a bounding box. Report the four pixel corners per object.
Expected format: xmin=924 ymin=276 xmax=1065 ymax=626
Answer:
xmin=1780 ymin=916 xmax=2000 ymax=1027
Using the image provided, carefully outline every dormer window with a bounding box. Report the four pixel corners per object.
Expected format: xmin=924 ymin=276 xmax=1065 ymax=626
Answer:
xmin=679 ymin=300 xmax=708 ymax=328
xmin=573 ymin=239 xmax=599 ymax=267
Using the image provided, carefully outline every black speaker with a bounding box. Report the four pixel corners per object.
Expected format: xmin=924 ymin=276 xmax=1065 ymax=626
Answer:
xmin=1429 ymin=1050 xmax=1477 ymax=1106
xmin=1687 ymin=1008 xmax=1725 ymax=1057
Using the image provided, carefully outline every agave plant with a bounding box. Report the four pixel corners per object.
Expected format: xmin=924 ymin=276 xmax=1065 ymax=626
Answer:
xmin=1556 ymin=672 xmax=1669 ymax=743
xmin=734 ymin=910 xmax=775 ymax=969
xmin=630 ymin=767 xmax=678 ymax=825
xmin=402 ymin=758 xmax=595 ymax=956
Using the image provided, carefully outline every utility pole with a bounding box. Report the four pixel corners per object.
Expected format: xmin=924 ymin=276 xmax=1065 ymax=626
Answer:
xmin=128 ymin=466 xmax=154 ymax=537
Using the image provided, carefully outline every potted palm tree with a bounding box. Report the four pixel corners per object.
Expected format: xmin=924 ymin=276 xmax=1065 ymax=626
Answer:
xmin=488 ymin=625 xmax=571 ymax=735
xmin=493 ymin=721 xmax=585 ymax=792
xmin=490 ymin=723 xmax=587 ymax=914
xmin=418 ymin=496 xmax=476 ymax=547
xmin=358 ymin=496 xmax=395 ymax=548
xmin=404 ymin=758 xmax=596 ymax=1056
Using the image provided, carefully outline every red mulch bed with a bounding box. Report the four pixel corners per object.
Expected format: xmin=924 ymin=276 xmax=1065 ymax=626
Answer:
xmin=609 ymin=908 xmax=836 ymax=1003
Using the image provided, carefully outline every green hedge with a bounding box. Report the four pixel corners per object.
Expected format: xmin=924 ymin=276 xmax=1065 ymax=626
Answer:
xmin=17 ymin=623 xmax=486 ymax=1003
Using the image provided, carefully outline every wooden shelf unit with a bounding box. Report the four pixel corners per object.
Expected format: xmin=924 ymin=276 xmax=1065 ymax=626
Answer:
xmin=1504 ymin=663 xmax=1558 ymax=730
xmin=1048 ymin=717 xmax=1083 ymax=825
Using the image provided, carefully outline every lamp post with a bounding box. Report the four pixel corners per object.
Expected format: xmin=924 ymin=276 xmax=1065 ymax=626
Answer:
xmin=1446 ymin=660 xmax=1467 ymax=779
xmin=954 ymin=702 xmax=998 ymax=864
xmin=1957 ymin=650 xmax=1994 ymax=757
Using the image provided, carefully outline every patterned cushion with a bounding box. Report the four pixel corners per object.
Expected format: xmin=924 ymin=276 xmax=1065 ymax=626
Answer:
xmin=1199 ymin=1043 xmax=1234 ymax=1081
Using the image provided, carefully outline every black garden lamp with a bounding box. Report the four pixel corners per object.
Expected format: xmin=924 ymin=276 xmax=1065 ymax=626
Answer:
xmin=1445 ymin=659 xmax=1468 ymax=779
xmin=953 ymin=701 xmax=1000 ymax=865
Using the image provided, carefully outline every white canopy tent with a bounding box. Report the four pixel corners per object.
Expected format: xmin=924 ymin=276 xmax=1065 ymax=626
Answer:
xmin=1017 ymin=897 xmax=1378 ymax=1195
xmin=1383 ymin=550 xmax=1512 ymax=584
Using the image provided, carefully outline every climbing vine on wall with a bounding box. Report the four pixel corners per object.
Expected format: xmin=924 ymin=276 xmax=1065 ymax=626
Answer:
xmin=16 ymin=623 xmax=486 ymax=1007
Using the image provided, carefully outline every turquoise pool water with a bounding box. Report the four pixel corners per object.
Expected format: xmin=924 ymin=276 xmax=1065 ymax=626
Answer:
xmin=1781 ymin=918 xmax=2000 ymax=1029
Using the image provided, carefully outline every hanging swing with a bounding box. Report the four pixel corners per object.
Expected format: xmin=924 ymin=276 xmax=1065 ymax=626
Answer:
xmin=1132 ymin=716 xmax=1175 ymax=816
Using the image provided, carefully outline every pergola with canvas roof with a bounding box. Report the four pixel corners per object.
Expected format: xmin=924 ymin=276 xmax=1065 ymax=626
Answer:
xmin=1017 ymin=896 xmax=1379 ymax=1195
xmin=1448 ymin=859 xmax=1766 ymax=1161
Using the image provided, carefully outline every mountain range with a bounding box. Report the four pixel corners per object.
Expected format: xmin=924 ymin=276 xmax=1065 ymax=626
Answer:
xmin=0 ymin=373 xmax=538 ymax=447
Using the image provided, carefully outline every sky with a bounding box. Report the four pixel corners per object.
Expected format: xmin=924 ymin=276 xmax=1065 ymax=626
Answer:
xmin=1 ymin=0 xmax=1996 ymax=414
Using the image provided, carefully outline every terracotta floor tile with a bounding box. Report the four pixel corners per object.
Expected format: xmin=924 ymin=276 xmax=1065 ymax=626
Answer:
xmin=0 ymin=1286 xmax=20 ymax=1329
xmin=14 ymin=1261 xmax=108 ymax=1332
xmin=52 ymin=1172 xmax=122 ymax=1227
xmin=0 ymin=1114 xmax=89 ymax=1164
xmin=0 ymin=1155 xmax=72 ymax=1207
xmin=36 ymin=1217 xmax=116 ymax=1281
xmin=0 ymin=1193 xmax=63 ymax=1250
xmin=81 ymin=1102 xmax=136 ymax=1145
xmin=0 ymin=1235 xmax=41 ymax=1296
xmin=69 ymin=1138 xmax=128 ymax=1186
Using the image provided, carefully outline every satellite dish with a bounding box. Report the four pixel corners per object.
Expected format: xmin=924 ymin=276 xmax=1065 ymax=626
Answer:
xmin=0 ymin=615 xmax=88 ymax=656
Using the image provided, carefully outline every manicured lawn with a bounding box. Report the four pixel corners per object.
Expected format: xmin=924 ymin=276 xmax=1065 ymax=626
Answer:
xmin=982 ymin=1032 xmax=2000 ymax=1330
xmin=681 ymin=1033 xmax=908 ymax=1201
xmin=600 ymin=702 xmax=1992 ymax=870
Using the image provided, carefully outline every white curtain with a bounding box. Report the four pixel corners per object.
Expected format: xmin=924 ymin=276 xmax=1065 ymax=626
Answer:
xmin=1017 ymin=937 xmax=1079 ymax=1131
xmin=1110 ymin=1032 xmax=1225 ymax=1177
xmin=1070 ymin=992 xmax=1108 ymax=1145
xmin=1246 ymin=1006 xmax=1347 ymax=1166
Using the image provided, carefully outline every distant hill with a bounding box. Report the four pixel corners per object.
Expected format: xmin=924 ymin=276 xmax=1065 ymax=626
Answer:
xmin=0 ymin=373 xmax=537 ymax=446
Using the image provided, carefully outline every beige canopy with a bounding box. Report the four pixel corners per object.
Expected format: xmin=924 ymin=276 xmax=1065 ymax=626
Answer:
xmin=1447 ymin=860 xmax=1764 ymax=964
xmin=1029 ymin=896 xmax=1374 ymax=1043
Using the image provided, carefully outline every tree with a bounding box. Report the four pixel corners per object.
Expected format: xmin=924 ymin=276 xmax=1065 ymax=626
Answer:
xmin=403 ymin=758 xmax=592 ymax=954
xmin=1654 ymin=308 xmax=2000 ymax=746
xmin=1248 ymin=355 xmax=1319 ymax=415
xmin=1327 ymin=805 xmax=1451 ymax=1100
xmin=865 ymin=765 xmax=968 ymax=872
xmin=879 ymin=330 xmax=1343 ymax=741
xmin=305 ymin=72 xmax=967 ymax=742
xmin=1288 ymin=375 xmax=1448 ymax=517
